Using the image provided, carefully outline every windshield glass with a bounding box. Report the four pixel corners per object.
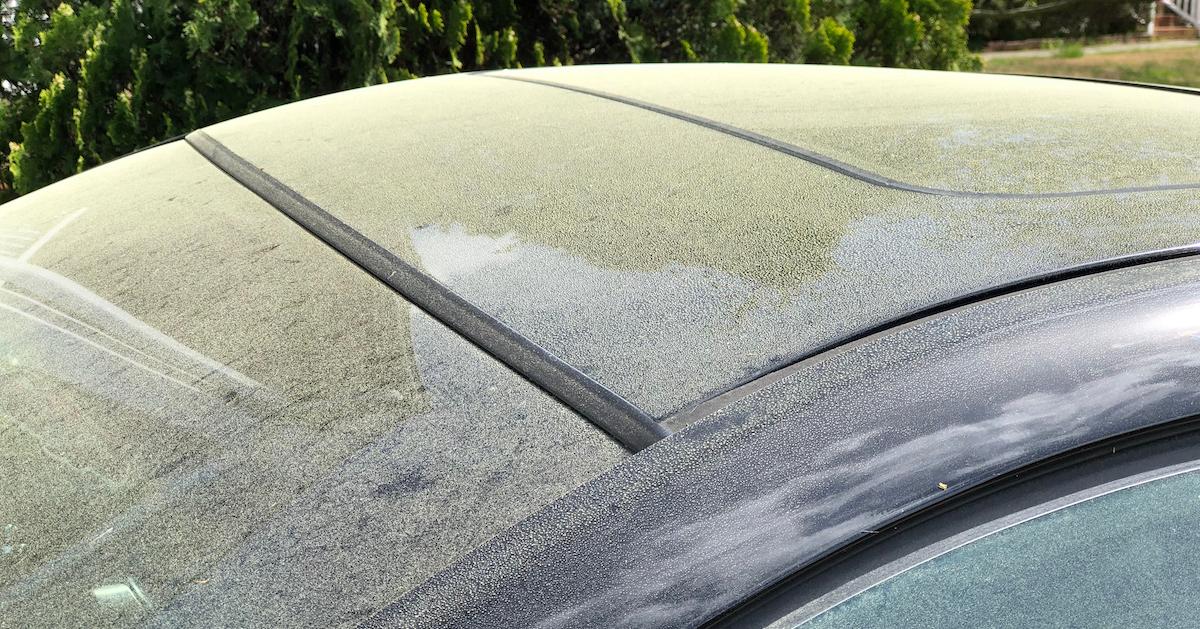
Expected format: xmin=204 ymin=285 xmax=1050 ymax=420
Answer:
xmin=800 ymin=467 xmax=1200 ymax=628
xmin=0 ymin=142 xmax=624 ymax=627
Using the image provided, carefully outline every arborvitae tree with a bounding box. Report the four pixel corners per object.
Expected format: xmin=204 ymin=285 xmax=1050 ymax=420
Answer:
xmin=0 ymin=0 xmax=978 ymax=200
xmin=804 ymin=17 xmax=855 ymax=64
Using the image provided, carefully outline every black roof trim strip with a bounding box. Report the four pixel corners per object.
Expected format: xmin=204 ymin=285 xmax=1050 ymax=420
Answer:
xmin=485 ymin=73 xmax=1200 ymax=199
xmin=185 ymin=130 xmax=668 ymax=453
xmin=665 ymin=244 xmax=1200 ymax=429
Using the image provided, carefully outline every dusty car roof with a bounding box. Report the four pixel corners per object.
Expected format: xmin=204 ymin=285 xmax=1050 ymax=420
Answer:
xmin=197 ymin=64 xmax=1200 ymax=417
xmin=503 ymin=64 xmax=1200 ymax=195
xmin=4 ymin=64 xmax=1200 ymax=627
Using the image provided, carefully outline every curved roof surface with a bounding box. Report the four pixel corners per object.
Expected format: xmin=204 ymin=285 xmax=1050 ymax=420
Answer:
xmin=3 ymin=64 xmax=1200 ymax=627
xmin=502 ymin=64 xmax=1200 ymax=195
xmin=200 ymin=64 xmax=1200 ymax=416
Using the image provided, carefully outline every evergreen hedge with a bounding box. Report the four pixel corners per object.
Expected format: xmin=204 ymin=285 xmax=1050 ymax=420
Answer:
xmin=0 ymin=0 xmax=977 ymax=200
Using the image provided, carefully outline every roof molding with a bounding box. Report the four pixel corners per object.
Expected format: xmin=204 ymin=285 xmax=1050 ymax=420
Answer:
xmin=665 ymin=243 xmax=1200 ymax=429
xmin=998 ymin=72 xmax=1200 ymax=96
xmin=485 ymin=72 xmax=1200 ymax=199
xmin=185 ymin=130 xmax=669 ymax=453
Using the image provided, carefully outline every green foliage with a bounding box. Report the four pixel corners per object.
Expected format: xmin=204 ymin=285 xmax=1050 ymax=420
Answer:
xmin=909 ymin=0 xmax=979 ymax=71
xmin=805 ymin=17 xmax=855 ymax=64
xmin=852 ymin=0 xmax=922 ymax=67
xmin=10 ymin=73 xmax=79 ymax=192
xmin=844 ymin=0 xmax=979 ymax=70
xmin=1054 ymin=42 xmax=1084 ymax=59
xmin=970 ymin=1 xmax=1151 ymax=47
xmin=743 ymin=0 xmax=812 ymax=62
xmin=0 ymin=0 xmax=979 ymax=200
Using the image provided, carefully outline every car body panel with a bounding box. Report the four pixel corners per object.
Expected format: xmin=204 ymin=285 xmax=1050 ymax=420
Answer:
xmin=372 ymin=257 xmax=1200 ymax=628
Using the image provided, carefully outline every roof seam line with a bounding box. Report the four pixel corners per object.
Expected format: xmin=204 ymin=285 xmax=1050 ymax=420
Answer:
xmin=183 ymin=130 xmax=669 ymax=453
xmin=481 ymin=73 xmax=1200 ymax=199
xmin=1003 ymin=72 xmax=1200 ymax=96
xmin=664 ymin=244 xmax=1200 ymax=429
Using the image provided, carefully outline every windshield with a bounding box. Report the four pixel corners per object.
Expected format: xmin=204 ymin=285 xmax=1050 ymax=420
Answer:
xmin=0 ymin=142 xmax=624 ymax=627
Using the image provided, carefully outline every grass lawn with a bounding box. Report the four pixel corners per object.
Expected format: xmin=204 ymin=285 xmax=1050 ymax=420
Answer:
xmin=982 ymin=43 xmax=1200 ymax=88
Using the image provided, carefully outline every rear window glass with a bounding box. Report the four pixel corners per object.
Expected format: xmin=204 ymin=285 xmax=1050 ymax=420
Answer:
xmin=802 ymin=467 xmax=1200 ymax=628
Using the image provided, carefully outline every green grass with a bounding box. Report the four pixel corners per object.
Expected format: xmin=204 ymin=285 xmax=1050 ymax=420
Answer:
xmin=983 ymin=44 xmax=1200 ymax=88
xmin=1054 ymin=42 xmax=1085 ymax=58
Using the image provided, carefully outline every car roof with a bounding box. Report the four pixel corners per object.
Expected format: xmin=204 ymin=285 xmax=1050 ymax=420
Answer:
xmin=196 ymin=64 xmax=1200 ymax=420
xmin=4 ymin=64 xmax=1200 ymax=627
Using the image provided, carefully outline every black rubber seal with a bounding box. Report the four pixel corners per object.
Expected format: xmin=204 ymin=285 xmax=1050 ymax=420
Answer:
xmin=185 ymin=130 xmax=668 ymax=453
xmin=485 ymin=73 xmax=1200 ymax=199
xmin=665 ymin=244 xmax=1200 ymax=429
xmin=1000 ymin=71 xmax=1200 ymax=96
